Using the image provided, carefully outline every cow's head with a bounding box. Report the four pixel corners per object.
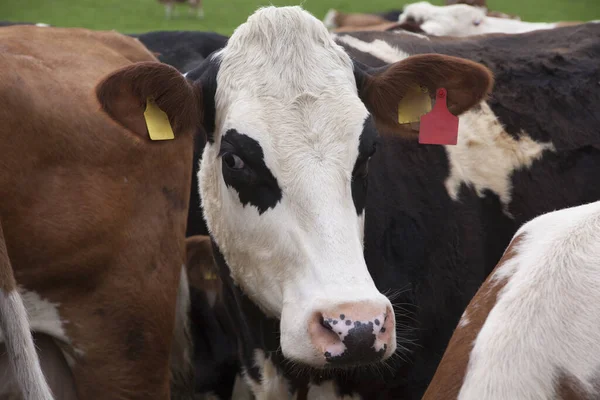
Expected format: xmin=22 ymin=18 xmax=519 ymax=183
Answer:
xmin=95 ymin=6 xmax=492 ymax=369
xmin=399 ymin=2 xmax=489 ymax=37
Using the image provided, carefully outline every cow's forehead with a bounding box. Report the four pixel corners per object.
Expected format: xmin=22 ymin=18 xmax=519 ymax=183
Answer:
xmin=219 ymin=94 xmax=370 ymax=174
xmin=215 ymin=6 xmax=357 ymax=100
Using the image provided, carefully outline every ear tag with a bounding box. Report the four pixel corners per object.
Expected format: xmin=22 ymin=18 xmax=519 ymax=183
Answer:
xmin=144 ymin=97 xmax=175 ymax=141
xmin=202 ymin=271 xmax=218 ymax=281
xmin=398 ymin=85 xmax=432 ymax=124
xmin=419 ymin=88 xmax=459 ymax=145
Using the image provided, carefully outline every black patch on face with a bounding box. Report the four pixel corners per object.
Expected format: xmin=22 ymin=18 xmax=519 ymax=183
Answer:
xmin=220 ymin=129 xmax=282 ymax=214
xmin=351 ymin=116 xmax=378 ymax=215
xmin=325 ymin=321 xmax=385 ymax=366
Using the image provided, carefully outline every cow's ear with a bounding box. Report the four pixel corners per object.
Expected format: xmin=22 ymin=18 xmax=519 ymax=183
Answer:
xmin=96 ymin=61 xmax=201 ymax=140
xmin=354 ymin=54 xmax=493 ymax=137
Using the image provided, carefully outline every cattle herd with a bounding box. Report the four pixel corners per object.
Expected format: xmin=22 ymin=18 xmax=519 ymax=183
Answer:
xmin=0 ymin=0 xmax=599 ymax=399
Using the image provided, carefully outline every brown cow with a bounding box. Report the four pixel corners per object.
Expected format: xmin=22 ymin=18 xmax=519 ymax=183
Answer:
xmin=0 ymin=25 xmax=198 ymax=399
xmin=323 ymin=9 xmax=390 ymax=30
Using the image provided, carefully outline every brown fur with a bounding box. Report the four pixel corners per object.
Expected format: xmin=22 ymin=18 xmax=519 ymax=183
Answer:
xmin=185 ymin=235 xmax=219 ymax=295
xmin=333 ymin=10 xmax=390 ymax=29
xmin=0 ymin=25 xmax=197 ymax=399
xmin=555 ymin=371 xmax=600 ymax=400
xmin=358 ymin=54 xmax=494 ymax=138
xmin=422 ymin=234 xmax=524 ymax=399
xmin=96 ymin=61 xmax=201 ymax=140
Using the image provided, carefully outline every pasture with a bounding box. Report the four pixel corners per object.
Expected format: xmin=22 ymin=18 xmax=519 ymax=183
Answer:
xmin=0 ymin=0 xmax=598 ymax=35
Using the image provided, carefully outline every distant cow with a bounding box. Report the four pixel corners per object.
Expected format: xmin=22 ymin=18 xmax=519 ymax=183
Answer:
xmin=399 ymin=1 xmax=580 ymax=36
xmin=0 ymin=25 xmax=197 ymax=399
xmin=184 ymin=235 xmax=241 ymax=399
xmin=158 ymin=0 xmax=204 ymax=19
xmin=323 ymin=9 xmax=392 ymax=30
xmin=424 ymin=200 xmax=600 ymax=399
xmin=131 ymin=31 xmax=228 ymax=74
xmin=445 ymin=0 xmax=521 ymax=19
xmin=0 ymin=21 xmax=51 ymax=27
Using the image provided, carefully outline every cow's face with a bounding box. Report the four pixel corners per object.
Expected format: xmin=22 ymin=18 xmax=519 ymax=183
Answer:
xmin=399 ymin=2 xmax=488 ymax=37
xmin=95 ymin=5 xmax=492 ymax=370
xmin=196 ymin=6 xmax=492 ymax=368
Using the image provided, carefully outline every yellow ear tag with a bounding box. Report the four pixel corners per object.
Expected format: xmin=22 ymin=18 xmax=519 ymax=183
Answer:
xmin=398 ymin=85 xmax=432 ymax=124
xmin=144 ymin=97 xmax=175 ymax=141
xmin=203 ymin=271 xmax=218 ymax=281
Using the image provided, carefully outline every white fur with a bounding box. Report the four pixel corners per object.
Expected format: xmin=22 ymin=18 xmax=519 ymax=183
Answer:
xmin=198 ymin=6 xmax=395 ymax=367
xmin=459 ymin=200 xmax=600 ymax=399
xmin=323 ymin=9 xmax=338 ymax=29
xmin=333 ymin=34 xmax=410 ymax=64
xmin=0 ymin=289 xmax=54 ymax=400
xmin=243 ymin=349 xmax=291 ymax=400
xmin=170 ymin=266 xmax=194 ymax=396
xmin=0 ymin=287 xmax=70 ymax=346
xmin=445 ymin=102 xmax=555 ymax=214
xmin=399 ymin=1 xmax=558 ymax=37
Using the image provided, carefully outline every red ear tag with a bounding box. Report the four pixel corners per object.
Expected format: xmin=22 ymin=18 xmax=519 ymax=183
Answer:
xmin=418 ymin=88 xmax=459 ymax=146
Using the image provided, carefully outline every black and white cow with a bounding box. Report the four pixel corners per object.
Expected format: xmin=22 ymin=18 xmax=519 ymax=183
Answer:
xmin=97 ymin=7 xmax=600 ymax=400
xmin=131 ymin=31 xmax=228 ymax=75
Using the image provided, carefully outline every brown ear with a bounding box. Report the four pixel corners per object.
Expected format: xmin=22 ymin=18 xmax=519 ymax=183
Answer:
xmin=96 ymin=61 xmax=201 ymax=140
xmin=185 ymin=235 xmax=221 ymax=295
xmin=357 ymin=54 xmax=494 ymax=136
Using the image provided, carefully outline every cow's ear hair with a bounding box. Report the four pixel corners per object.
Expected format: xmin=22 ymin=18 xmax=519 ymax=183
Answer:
xmin=96 ymin=61 xmax=201 ymax=140
xmin=354 ymin=54 xmax=494 ymax=137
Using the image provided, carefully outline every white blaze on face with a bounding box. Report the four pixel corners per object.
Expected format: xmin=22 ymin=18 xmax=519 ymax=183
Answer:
xmin=199 ymin=6 xmax=395 ymax=366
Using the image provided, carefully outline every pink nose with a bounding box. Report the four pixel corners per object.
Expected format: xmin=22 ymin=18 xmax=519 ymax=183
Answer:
xmin=308 ymin=303 xmax=395 ymax=366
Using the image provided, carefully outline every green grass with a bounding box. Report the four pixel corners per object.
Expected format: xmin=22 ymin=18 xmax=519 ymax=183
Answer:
xmin=1 ymin=0 xmax=598 ymax=36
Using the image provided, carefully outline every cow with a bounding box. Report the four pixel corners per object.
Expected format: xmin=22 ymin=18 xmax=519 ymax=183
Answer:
xmin=0 ymin=25 xmax=198 ymax=399
xmin=445 ymin=0 xmax=521 ymax=20
xmin=158 ymin=0 xmax=204 ymax=19
xmin=98 ymin=6 xmax=600 ymax=399
xmin=130 ymin=31 xmax=228 ymax=74
xmin=399 ymin=1 xmax=582 ymax=37
xmin=322 ymin=9 xmax=392 ymax=31
xmin=184 ymin=235 xmax=241 ymax=399
xmin=423 ymin=200 xmax=600 ymax=399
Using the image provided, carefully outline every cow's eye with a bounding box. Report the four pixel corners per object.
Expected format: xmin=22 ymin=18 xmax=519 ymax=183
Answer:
xmin=222 ymin=152 xmax=245 ymax=170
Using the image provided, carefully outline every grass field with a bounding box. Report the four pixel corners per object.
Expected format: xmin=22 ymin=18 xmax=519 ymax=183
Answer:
xmin=1 ymin=0 xmax=599 ymax=36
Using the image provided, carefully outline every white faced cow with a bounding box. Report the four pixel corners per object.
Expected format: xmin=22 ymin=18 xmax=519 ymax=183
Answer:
xmin=98 ymin=5 xmax=492 ymax=397
xmin=399 ymin=1 xmax=580 ymax=37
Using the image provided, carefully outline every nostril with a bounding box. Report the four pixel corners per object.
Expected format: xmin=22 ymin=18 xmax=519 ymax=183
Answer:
xmin=320 ymin=316 xmax=333 ymax=331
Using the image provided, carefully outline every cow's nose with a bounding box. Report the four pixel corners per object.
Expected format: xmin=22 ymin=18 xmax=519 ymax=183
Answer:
xmin=308 ymin=303 xmax=395 ymax=366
